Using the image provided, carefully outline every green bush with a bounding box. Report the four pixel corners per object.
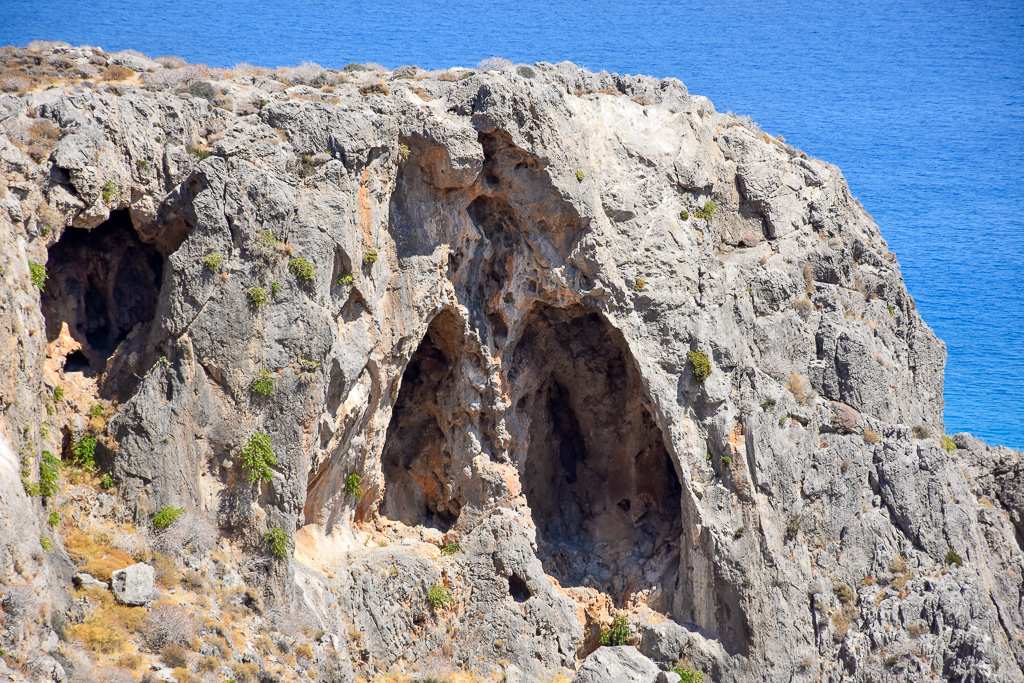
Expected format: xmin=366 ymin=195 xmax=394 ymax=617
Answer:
xmin=202 ymin=252 xmax=224 ymax=272
xmin=250 ymin=370 xmax=277 ymax=397
xmin=679 ymin=210 xmax=689 ymax=220
xmin=912 ymin=425 xmax=930 ymax=439
xmin=47 ymin=511 xmax=60 ymax=528
xmin=599 ymin=614 xmax=631 ymax=646
xmin=687 ymin=349 xmax=711 ymax=383
xmin=100 ymin=474 xmax=114 ymax=490
xmin=343 ymin=473 xmax=363 ymax=497
xmin=264 ymin=527 xmax=291 ymax=558
xmin=941 ymin=436 xmax=956 ymax=453
xmin=785 ymin=513 xmax=802 ymax=541
xmin=720 ymin=456 xmax=732 ymax=468
xmin=397 ymin=143 xmax=410 ymax=162
xmin=945 ymin=550 xmax=963 ymax=567
xmin=634 ymin=277 xmax=646 ymax=292
xmin=29 ymin=262 xmax=48 ymax=291
xmin=53 ymin=386 xmax=64 ymax=402
xmin=297 ymin=358 xmax=320 ymax=374
xmin=734 ymin=526 xmax=745 ymax=538
xmin=247 ymin=287 xmax=268 ymax=308
xmin=693 ymin=200 xmax=717 ymax=222
xmin=240 ymin=433 xmax=277 ymax=483
xmin=102 ymin=181 xmax=117 ymax=204
xmin=336 ymin=271 xmax=354 ymax=286
xmin=575 ymin=169 xmax=585 ymax=182
xmin=672 ymin=664 xmax=704 ymax=683
xmin=39 ymin=450 xmax=60 ymax=498
xmin=271 ymin=281 xmax=280 ymax=295
xmin=137 ymin=159 xmax=148 ymax=171
xmin=187 ymin=81 xmax=216 ymax=101
xmin=288 ymin=257 xmax=315 ymax=283
xmin=71 ymin=434 xmax=97 ymax=469
xmin=426 ymin=584 xmax=452 ymax=610
xmin=362 ymin=249 xmax=378 ymax=265
xmin=833 ymin=582 xmax=854 ymax=604
xmin=89 ymin=403 xmax=103 ymax=418
xmin=40 ymin=537 xmax=54 ymax=552
xmin=760 ymin=398 xmax=776 ymax=409
xmin=440 ymin=542 xmax=460 ymax=556
xmin=154 ymin=506 xmax=184 ymax=530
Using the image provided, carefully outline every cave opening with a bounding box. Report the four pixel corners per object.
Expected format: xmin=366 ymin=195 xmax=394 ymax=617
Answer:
xmin=380 ymin=310 xmax=465 ymax=531
xmin=513 ymin=305 xmax=683 ymax=614
xmin=42 ymin=209 xmax=164 ymax=374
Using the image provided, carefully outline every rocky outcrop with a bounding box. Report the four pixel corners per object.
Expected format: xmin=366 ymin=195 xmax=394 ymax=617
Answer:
xmin=1 ymin=43 xmax=1022 ymax=682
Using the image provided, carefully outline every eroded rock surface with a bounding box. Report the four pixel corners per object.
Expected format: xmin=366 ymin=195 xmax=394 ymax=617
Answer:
xmin=1 ymin=46 xmax=1022 ymax=682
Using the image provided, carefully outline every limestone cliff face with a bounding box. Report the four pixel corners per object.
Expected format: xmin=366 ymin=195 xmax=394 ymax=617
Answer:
xmin=1 ymin=48 xmax=1022 ymax=682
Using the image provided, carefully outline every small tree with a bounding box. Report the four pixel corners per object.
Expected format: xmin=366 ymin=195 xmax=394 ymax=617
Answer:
xmin=264 ymin=527 xmax=291 ymax=558
xmin=344 ymin=473 xmax=363 ymax=497
xmin=71 ymin=434 xmax=97 ymax=469
xmin=240 ymin=433 xmax=277 ymax=483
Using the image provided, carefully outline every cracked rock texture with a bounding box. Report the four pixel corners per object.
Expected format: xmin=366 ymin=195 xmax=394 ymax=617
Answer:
xmin=1 ymin=45 xmax=1022 ymax=682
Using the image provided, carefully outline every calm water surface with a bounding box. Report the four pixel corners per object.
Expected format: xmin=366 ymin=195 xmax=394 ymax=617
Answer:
xmin=3 ymin=0 xmax=1022 ymax=447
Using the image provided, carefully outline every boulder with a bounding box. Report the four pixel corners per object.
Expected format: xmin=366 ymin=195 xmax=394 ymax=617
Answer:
xmin=73 ymin=572 xmax=108 ymax=590
xmin=575 ymin=646 xmax=660 ymax=683
xmin=110 ymin=563 xmax=155 ymax=606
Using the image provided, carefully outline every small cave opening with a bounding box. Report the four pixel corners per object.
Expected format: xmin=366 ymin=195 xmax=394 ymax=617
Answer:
xmin=380 ymin=310 xmax=465 ymax=531
xmin=513 ymin=304 xmax=683 ymax=614
xmin=507 ymin=574 xmax=532 ymax=603
xmin=42 ymin=210 xmax=164 ymax=374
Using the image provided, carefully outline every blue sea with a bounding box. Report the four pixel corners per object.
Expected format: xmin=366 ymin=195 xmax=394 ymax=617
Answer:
xmin=3 ymin=0 xmax=1022 ymax=448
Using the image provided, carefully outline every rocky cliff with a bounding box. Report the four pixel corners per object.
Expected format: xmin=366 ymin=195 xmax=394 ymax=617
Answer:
xmin=1 ymin=43 xmax=1023 ymax=683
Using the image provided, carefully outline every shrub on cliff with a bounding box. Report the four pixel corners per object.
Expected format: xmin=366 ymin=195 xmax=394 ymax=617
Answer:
xmin=72 ymin=434 xmax=98 ymax=469
xmin=240 ymin=433 xmax=277 ymax=483
xmin=426 ymin=584 xmax=452 ymax=610
xmin=29 ymin=262 xmax=47 ymax=290
xmin=247 ymin=287 xmax=268 ymax=309
xmin=288 ymin=256 xmax=315 ymax=283
xmin=251 ymin=370 xmax=277 ymax=397
xmin=263 ymin=527 xmax=291 ymax=558
xmin=687 ymin=349 xmax=711 ymax=383
xmin=693 ymin=201 xmax=716 ymax=222
xmin=599 ymin=614 xmax=632 ymax=646
xmin=154 ymin=506 xmax=184 ymax=530
xmin=202 ymin=251 xmax=223 ymax=272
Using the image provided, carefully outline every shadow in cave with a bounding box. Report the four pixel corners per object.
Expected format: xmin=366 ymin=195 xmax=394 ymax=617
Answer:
xmin=380 ymin=310 xmax=465 ymax=532
xmin=42 ymin=210 xmax=164 ymax=376
xmin=513 ymin=304 xmax=683 ymax=615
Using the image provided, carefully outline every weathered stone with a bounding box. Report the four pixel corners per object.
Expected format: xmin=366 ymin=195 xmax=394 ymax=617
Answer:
xmin=73 ymin=573 xmax=108 ymax=590
xmin=575 ymin=647 xmax=660 ymax=683
xmin=110 ymin=563 xmax=155 ymax=606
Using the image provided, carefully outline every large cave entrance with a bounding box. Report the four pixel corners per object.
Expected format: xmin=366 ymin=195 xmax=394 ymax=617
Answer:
xmin=512 ymin=305 xmax=683 ymax=612
xmin=42 ymin=210 xmax=164 ymax=374
xmin=380 ymin=310 xmax=465 ymax=531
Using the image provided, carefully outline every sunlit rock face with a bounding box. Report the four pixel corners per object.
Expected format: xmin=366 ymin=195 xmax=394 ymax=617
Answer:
xmin=2 ymin=50 xmax=1021 ymax=683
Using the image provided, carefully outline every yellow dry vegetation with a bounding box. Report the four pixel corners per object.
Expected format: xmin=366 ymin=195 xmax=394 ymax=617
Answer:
xmin=68 ymin=587 xmax=149 ymax=653
xmin=65 ymin=530 xmax=134 ymax=581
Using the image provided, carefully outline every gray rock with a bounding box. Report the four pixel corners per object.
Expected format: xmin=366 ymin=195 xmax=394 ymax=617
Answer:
xmin=576 ymin=647 xmax=660 ymax=683
xmin=73 ymin=573 xmax=109 ymax=590
xmin=110 ymin=563 xmax=155 ymax=606
xmin=657 ymin=673 xmax=682 ymax=683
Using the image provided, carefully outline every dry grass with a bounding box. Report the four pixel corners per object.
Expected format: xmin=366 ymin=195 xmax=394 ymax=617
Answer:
xmin=863 ymin=429 xmax=880 ymax=444
xmin=786 ymin=372 xmax=811 ymax=405
xmin=102 ymin=65 xmax=135 ymax=81
xmin=66 ymin=530 xmax=135 ymax=581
